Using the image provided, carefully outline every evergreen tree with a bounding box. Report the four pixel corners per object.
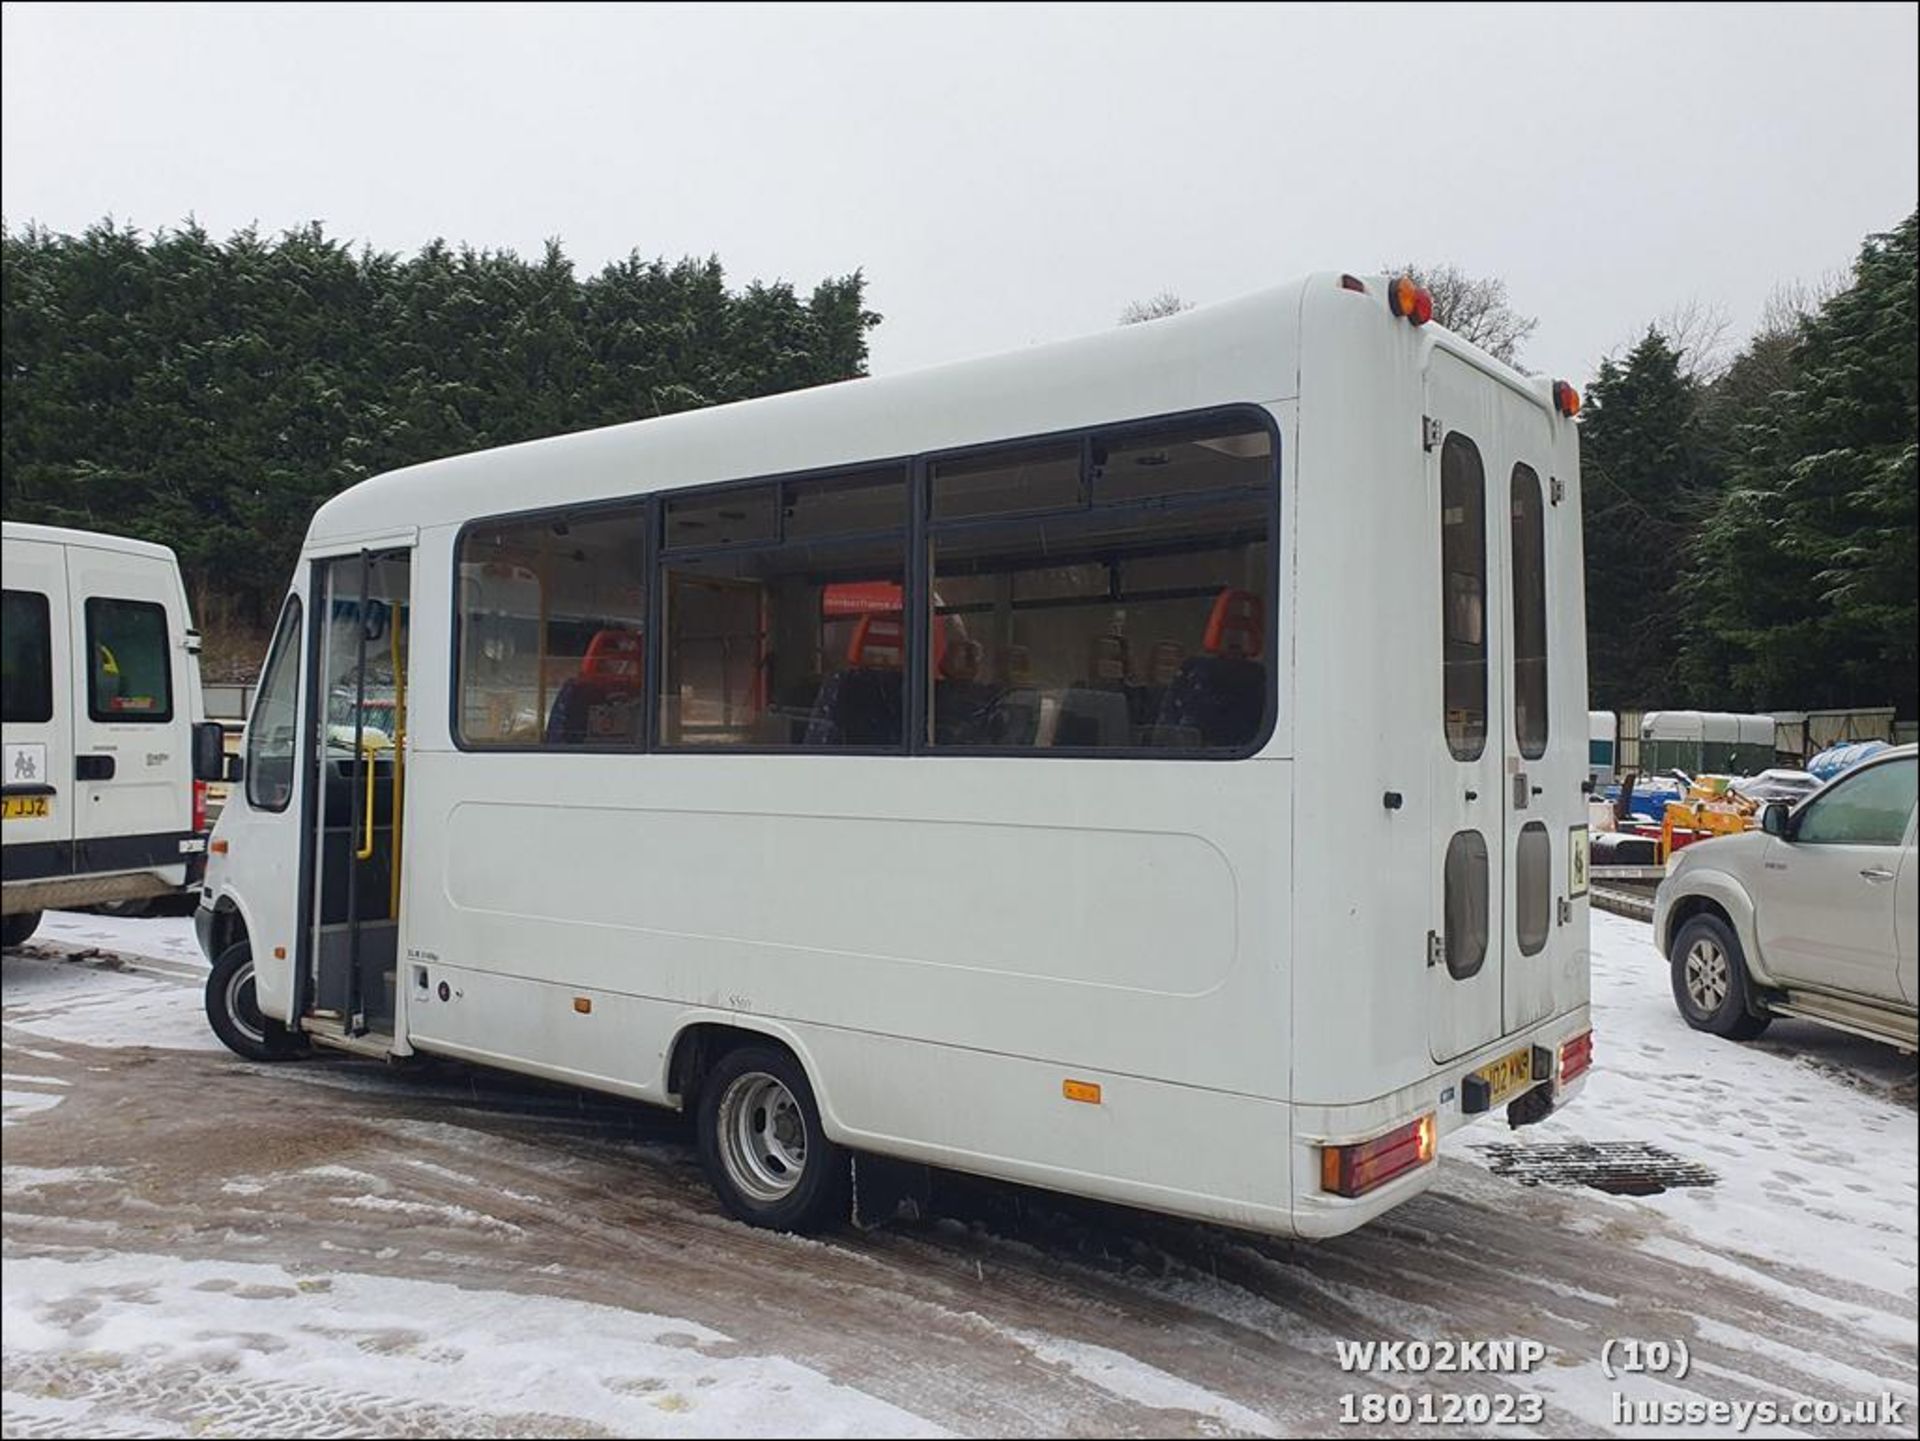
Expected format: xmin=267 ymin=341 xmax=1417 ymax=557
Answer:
xmin=1579 ymin=331 xmax=1720 ymax=707
xmin=1 ymin=220 xmax=881 ymax=663
xmin=1679 ymin=212 xmax=1918 ymax=713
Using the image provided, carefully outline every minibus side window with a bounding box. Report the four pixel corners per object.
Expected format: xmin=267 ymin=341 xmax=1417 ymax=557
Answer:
xmin=84 ymin=597 xmax=173 ymax=722
xmin=1440 ymin=435 xmax=1487 ymax=762
xmin=1511 ymin=463 xmax=1548 ymax=760
xmin=1 ymin=589 xmax=53 ymax=724
xmin=246 ymin=595 xmax=303 ymax=812
xmin=659 ymin=468 xmax=909 ymax=749
xmin=927 ymin=417 xmax=1273 ymax=754
xmin=456 ymin=505 xmax=649 ymax=748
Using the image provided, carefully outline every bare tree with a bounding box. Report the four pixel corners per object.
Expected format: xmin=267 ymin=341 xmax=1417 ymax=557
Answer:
xmin=1118 ymin=290 xmax=1193 ymax=325
xmin=1385 ymin=262 xmax=1537 ymax=365
xmin=1652 ymin=298 xmax=1735 ymax=383
xmin=1756 ymin=271 xmax=1846 ymax=340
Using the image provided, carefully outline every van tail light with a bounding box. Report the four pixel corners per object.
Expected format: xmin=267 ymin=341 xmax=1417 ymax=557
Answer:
xmin=1559 ymin=1029 xmax=1594 ymax=1085
xmin=192 ymin=778 xmax=208 ymax=834
xmin=1320 ymin=1114 xmax=1436 ymax=1198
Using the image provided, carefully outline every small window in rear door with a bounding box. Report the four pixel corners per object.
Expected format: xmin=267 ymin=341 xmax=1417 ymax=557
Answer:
xmin=1444 ymin=829 xmax=1490 ymax=979
xmin=85 ymin=598 xmax=174 ymax=722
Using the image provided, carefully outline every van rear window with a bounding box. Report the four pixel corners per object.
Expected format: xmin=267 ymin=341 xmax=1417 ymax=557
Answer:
xmin=85 ymin=598 xmax=174 ymax=722
xmin=2 ymin=589 xmax=53 ymax=724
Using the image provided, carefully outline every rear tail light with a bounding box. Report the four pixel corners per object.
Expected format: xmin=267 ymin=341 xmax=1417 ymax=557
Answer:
xmin=1320 ymin=1114 xmax=1436 ymax=1198
xmin=192 ymin=778 xmax=208 ymax=834
xmin=1559 ymin=1029 xmax=1594 ymax=1084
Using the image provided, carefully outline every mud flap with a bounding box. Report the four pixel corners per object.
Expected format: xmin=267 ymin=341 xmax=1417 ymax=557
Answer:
xmin=1506 ymin=1080 xmax=1557 ymax=1129
xmin=850 ymin=1153 xmax=932 ymax=1229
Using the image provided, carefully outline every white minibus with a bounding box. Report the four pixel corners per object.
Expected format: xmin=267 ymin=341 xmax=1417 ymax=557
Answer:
xmin=3 ymin=522 xmax=224 ymax=945
xmin=197 ymin=273 xmax=1593 ymax=1238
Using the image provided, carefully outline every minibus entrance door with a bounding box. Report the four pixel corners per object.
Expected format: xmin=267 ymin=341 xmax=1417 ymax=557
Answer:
xmin=307 ymin=549 xmax=411 ymax=1039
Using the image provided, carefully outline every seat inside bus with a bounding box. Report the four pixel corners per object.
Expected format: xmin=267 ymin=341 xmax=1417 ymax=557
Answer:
xmin=1151 ymin=588 xmax=1266 ymax=747
xmin=1055 ymin=635 xmax=1136 ymax=747
xmin=805 ymin=613 xmax=904 ymax=745
xmin=545 ymin=628 xmax=644 ymax=744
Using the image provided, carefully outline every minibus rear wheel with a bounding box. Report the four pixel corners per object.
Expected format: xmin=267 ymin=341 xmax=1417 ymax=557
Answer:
xmin=696 ymin=1043 xmax=850 ymax=1233
xmin=206 ymin=942 xmax=310 ymax=1062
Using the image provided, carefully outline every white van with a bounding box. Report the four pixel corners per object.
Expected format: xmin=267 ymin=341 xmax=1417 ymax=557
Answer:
xmin=2 ymin=522 xmax=225 ymax=945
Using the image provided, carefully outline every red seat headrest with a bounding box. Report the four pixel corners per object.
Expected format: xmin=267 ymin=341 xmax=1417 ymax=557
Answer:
xmin=848 ymin=613 xmax=904 ymax=669
xmin=580 ymin=629 xmax=642 ymax=680
xmin=1203 ymin=589 xmax=1264 ymax=659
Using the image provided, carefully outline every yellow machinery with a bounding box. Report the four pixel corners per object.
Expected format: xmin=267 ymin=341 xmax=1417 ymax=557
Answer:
xmin=1659 ymin=776 xmax=1758 ymax=862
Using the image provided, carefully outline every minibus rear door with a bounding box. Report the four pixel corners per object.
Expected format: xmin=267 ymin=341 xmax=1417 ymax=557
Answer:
xmin=64 ymin=546 xmax=192 ymax=875
xmin=1426 ymin=351 xmax=1508 ymax=1064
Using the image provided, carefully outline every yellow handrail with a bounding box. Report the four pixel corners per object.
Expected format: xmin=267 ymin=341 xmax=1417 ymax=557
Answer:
xmin=355 ymin=735 xmax=378 ymax=861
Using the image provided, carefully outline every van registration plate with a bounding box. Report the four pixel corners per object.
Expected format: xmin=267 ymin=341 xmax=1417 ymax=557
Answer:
xmin=1472 ymin=1047 xmax=1533 ymax=1108
xmin=2 ymin=795 xmax=52 ymax=821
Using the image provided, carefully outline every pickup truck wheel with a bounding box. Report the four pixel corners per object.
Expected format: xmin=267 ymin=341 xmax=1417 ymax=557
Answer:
xmin=1671 ymin=914 xmax=1771 ymax=1040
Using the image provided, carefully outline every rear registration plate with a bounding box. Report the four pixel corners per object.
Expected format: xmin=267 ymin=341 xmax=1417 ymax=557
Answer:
xmin=3 ymin=795 xmax=52 ymax=821
xmin=1472 ymin=1046 xmax=1533 ymax=1108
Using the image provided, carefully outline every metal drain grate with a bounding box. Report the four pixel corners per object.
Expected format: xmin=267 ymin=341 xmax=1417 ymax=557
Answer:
xmin=1479 ymin=1141 xmax=1718 ymax=1196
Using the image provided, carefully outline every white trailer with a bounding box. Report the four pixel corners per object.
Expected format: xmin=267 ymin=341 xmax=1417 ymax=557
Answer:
xmin=197 ymin=273 xmax=1592 ymax=1238
xmin=1640 ymin=710 xmax=1775 ymax=777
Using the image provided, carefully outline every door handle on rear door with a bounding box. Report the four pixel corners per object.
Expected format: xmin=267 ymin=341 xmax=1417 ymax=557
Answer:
xmin=75 ymin=755 xmax=115 ymax=781
xmin=1860 ymin=867 xmax=1895 ymax=882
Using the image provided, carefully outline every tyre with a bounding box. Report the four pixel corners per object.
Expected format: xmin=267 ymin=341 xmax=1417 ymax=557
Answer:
xmin=1 ymin=910 xmax=42 ymax=948
xmin=1671 ymin=913 xmax=1771 ymax=1040
xmin=696 ymin=1043 xmax=850 ymax=1233
xmin=205 ymin=942 xmax=309 ymax=1061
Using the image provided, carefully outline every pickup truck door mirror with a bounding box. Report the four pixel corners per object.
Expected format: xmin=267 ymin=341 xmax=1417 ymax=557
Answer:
xmin=1760 ymin=800 xmax=1791 ymax=838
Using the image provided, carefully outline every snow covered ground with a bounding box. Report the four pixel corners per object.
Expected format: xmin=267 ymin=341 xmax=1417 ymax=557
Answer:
xmin=4 ymin=908 xmax=1915 ymax=1437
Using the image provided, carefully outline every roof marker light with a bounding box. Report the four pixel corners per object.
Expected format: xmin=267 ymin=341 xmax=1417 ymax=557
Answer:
xmin=1553 ymin=380 xmax=1581 ymax=417
xmin=1339 ymin=274 xmax=1368 ymax=293
xmin=1388 ymin=276 xmax=1433 ymax=326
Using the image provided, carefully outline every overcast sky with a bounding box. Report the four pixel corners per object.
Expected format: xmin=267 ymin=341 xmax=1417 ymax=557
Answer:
xmin=4 ymin=2 xmax=1915 ymax=384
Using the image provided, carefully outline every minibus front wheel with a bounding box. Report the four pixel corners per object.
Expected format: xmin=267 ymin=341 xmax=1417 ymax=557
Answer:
xmin=696 ymin=1043 xmax=850 ymax=1233
xmin=205 ymin=942 xmax=310 ymax=1062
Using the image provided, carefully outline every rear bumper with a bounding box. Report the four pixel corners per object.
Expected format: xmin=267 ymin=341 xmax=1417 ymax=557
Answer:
xmin=3 ymin=830 xmax=207 ymax=885
xmin=1289 ymin=1006 xmax=1594 ymax=1239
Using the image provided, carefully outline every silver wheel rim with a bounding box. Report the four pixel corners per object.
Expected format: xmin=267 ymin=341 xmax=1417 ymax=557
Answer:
xmin=225 ymin=960 xmax=266 ymax=1046
xmin=1684 ymin=938 xmax=1731 ymax=1013
xmin=717 ymin=1071 xmax=808 ymax=1203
